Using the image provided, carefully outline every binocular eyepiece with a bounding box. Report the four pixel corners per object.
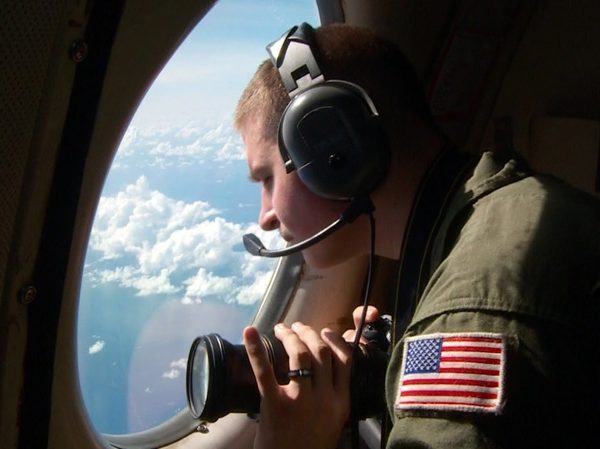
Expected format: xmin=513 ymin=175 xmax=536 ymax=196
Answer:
xmin=186 ymin=318 xmax=390 ymax=423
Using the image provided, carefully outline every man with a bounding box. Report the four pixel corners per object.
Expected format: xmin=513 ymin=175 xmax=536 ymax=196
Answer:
xmin=235 ymin=23 xmax=600 ymax=449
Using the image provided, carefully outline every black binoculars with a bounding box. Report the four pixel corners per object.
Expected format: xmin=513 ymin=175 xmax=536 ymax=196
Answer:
xmin=186 ymin=318 xmax=391 ymax=422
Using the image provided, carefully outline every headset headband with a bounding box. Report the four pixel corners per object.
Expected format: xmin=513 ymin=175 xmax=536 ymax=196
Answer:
xmin=267 ymin=23 xmax=324 ymax=97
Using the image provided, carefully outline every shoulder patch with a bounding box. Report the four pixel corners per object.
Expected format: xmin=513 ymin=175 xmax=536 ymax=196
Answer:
xmin=395 ymin=332 xmax=505 ymax=414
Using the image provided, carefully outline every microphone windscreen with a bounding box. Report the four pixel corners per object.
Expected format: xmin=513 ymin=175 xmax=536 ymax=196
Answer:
xmin=243 ymin=233 xmax=266 ymax=256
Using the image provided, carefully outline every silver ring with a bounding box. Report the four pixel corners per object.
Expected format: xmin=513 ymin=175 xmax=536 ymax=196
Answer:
xmin=287 ymin=368 xmax=312 ymax=379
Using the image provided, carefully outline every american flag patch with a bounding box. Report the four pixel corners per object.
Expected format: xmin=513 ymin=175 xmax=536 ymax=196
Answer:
xmin=395 ymin=333 xmax=505 ymax=414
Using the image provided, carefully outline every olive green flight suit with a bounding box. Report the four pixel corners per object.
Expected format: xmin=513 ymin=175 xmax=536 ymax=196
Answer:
xmin=386 ymin=152 xmax=600 ymax=448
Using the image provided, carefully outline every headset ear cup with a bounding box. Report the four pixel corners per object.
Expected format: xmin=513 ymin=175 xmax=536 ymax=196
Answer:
xmin=278 ymin=81 xmax=389 ymax=200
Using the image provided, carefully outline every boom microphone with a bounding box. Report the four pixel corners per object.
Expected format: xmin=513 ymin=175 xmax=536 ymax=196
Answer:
xmin=242 ymin=195 xmax=374 ymax=258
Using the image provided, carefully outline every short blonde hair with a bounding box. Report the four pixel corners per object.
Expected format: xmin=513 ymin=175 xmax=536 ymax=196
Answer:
xmin=235 ymin=59 xmax=289 ymax=142
xmin=234 ymin=24 xmax=432 ymax=144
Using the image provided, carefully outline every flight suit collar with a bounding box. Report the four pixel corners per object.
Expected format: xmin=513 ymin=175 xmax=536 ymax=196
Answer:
xmin=428 ymin=150 xmax=532 ymax=271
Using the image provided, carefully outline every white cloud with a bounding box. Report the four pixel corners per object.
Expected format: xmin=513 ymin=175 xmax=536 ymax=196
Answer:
xmin=237 ymin=270 xmax=275 ymax=305
xmin=98 ymin=267 xmax=179 ymax=297
xmin=180 ymin=296 xmax=200 ymax=305
xmin=215 ymin=139 xmax=245 ymax=162
xmin=162 ymin=358 xmax=187 ymax=380
xmin=183 ymin=267 xmax=237 ymax=303
xmin=170 ymin=358 xmax=187 ymax=370
xmin=89 ymin=340 xmax=106 ymax=355
xmin=162 ymin=369 xmax=180 ymax=380
xmin=114 ymin=121 xmax=244 ymax=169
xmin=86 ymin=176 xmax=283 ymax=304
xmin=90 ymin=176 xmax=219 ymax=261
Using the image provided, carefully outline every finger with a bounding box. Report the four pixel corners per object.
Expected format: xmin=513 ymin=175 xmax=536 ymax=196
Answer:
xmin=352 ymin=305 xmax=380 ymax=329
xmin=346 ymin=306 xmax=381 ymax=344
xmin=342 ymin=329 xmax=356 ymax=341
xmin=342 ymin=329 xmax=370 ymax=345
xmin=243 ymin=326 xmax=278 ymax=398
xmin=274 ymin=323 xmax=313 ymax=385
xmin=321 ymin=328 xmax=352 ymax=396
xmin=291 ymin=322 xmax=332 ymax=389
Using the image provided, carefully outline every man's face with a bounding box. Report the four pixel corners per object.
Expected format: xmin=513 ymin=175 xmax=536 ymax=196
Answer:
xmin=241 ymin=118 xmax=367 ymax=268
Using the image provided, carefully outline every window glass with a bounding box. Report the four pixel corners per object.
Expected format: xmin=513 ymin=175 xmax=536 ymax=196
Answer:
xmin=78 ymin=0 xmax=319 ymax=435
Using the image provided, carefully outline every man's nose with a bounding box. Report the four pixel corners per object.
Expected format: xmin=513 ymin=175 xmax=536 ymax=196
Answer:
xmin=259 ymin=206 xmax=279 ymax=231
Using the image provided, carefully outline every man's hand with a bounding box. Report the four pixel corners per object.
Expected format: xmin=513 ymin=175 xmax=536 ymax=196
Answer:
xmin=243 ymin=322 xmax=352 ymax=449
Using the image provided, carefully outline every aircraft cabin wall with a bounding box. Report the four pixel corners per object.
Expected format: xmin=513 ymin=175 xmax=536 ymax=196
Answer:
xmin=1 ymin=0 xmax=84 ymax=447
xmin=1 ymin=1 xmax=217 ymax=448
xmin=479 ymin=0 xmax=600 ymax=195
xmin=342 ymin=0 xmax=599 ymax=195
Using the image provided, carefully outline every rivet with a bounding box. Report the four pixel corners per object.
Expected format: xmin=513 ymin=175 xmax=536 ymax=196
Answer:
xmin=69 ymin=39 xmax=88 ymax=63
xmin=18 ymin=285 xmax=37 ymax=305
xmin=196 ymin=422 xmax=210 ymax=433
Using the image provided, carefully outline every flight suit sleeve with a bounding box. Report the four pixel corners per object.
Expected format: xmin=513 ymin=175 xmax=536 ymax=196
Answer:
xmin=382 ymin=153 xmax=600 ymax=448
xmin=384 ymin=309 xmax=599 ymax=449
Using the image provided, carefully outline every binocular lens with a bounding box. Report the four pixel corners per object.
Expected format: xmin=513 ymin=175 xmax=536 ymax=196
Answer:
xmin=187 ymin=333 xmax=282 ymax=422
xmin=186 ymin=332 xmax=387 ymax=422
xmin=186 ymin=338 xmax=210 ymax=418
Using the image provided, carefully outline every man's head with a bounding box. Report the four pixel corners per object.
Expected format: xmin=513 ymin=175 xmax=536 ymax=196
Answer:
xmin=236 ymin=23 xmax=436 ymax=268
xmin=235 ymin=23 xmax=433 ymax=148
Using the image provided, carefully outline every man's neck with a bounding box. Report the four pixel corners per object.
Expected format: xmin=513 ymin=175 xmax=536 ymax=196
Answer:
xmin=372 ymin=133 xmax=448 ymax=260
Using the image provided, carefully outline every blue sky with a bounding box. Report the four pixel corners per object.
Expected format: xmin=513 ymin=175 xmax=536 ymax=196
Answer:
xmin=131 ymin=0 xmax=320 ymax=127
xmin=78 ymin=0 xmax=320 ymax=435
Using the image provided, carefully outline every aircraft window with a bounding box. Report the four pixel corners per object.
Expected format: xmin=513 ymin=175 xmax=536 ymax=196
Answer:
xmin=77 ymin=0 xmax=319 ymax=435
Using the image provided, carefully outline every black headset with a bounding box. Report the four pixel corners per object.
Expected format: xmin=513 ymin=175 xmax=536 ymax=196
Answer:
xmin=267 ymin=23 xmax=390 ymax=200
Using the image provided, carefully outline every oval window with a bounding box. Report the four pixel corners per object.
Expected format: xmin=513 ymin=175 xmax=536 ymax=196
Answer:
xmin=77 ymin=1 xmax=319 ymax=435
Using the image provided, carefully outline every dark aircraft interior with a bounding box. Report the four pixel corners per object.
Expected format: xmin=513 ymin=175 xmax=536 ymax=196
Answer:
xmin=1 ymin=0 xmax=598 ymax=448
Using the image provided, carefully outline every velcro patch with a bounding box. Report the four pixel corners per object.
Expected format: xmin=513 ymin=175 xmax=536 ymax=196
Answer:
xmin=395 ymin=333 xmax=505 ymax=414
